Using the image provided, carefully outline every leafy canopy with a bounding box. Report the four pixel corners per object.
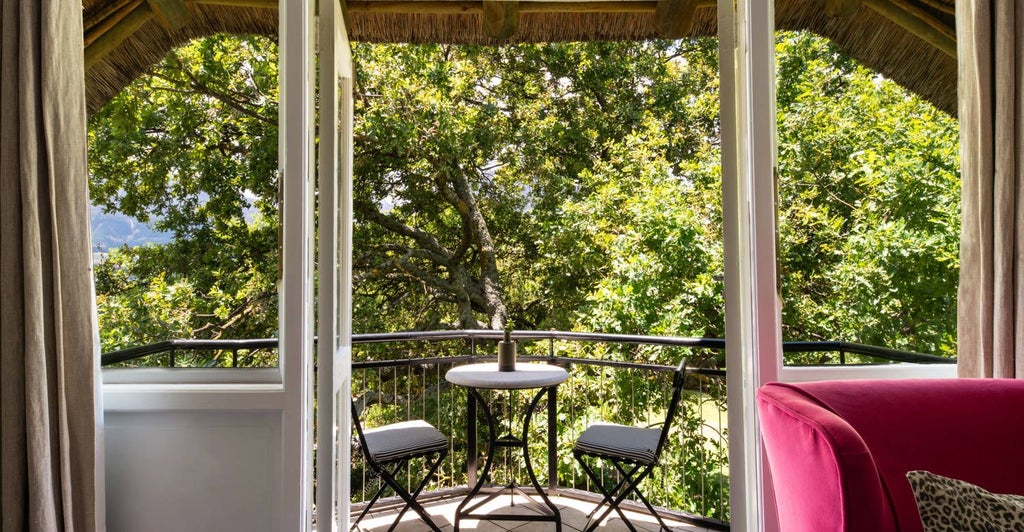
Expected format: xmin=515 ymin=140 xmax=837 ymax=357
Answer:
xmin=89 ymin=32 xmax=959 ymax=365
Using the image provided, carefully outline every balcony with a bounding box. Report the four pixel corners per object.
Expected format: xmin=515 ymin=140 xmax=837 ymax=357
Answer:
xmin=101 ymin=330 xmax=954 ymax=531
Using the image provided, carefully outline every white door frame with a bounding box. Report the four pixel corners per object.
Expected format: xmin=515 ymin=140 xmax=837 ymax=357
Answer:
xmin=280 ymin=0 xmax=316 ymax=528
xmin=316 ymin=1 xmax=354 ymax=529
xmin=720 ymin=0 xmax=781 ymax=530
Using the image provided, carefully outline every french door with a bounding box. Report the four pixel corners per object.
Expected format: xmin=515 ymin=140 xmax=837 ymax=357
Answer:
xmin=315 ymin=0 xmax=355 ymax=529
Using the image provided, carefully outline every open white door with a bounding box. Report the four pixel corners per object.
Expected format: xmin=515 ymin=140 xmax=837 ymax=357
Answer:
xmin=316 ymin=1 xmax=354 ymax=530
xmin=720 ymin=0 xmax=780 ymax=530
xmin=280 ymin=0 xmax=317 ymax=529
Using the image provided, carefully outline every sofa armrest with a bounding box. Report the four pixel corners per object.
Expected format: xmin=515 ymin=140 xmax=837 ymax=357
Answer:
xmin=757 ymin=383 xmax=898 ymax=532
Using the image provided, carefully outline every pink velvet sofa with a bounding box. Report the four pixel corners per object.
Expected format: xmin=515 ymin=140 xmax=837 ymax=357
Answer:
xmin=756 ymin=379 xmax=1024 ymax=531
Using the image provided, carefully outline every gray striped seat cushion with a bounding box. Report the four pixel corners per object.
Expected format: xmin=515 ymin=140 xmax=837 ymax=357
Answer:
xmin=574 ymin=422 xmax=661 ymax=465
xmin=362 ymin=420 xmax=448 ymax=463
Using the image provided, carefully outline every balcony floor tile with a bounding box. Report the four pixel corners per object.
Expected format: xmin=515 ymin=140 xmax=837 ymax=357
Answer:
xmin=353 ymin=493 xmax=716 ymax=532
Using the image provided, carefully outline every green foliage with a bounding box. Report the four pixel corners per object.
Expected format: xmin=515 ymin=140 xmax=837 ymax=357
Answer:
xmin=554 ymin=117 xmax=723 ymax=341
xmin=94 ymin=238 xmax=278 ymax=365
xmin=89 ymin=34 xmax=279 ymax=362
xmin=91 ymin=32 xmax=959 ymax=362
xmin=349 ymin=40 xmax=722 ymax=333
xmin=775 ymin=32 xmax=960 ymax=359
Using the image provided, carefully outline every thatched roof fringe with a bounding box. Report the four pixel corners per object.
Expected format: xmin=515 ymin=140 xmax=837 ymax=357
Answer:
xmin=482 ymin=1 xmax=519 ymax=39
xmin=84 ymin=5 xmax=277 ymax=114
xmin=655 ymin=0 xmax=702 ymax=39
xmin=81 ymin=0 xmax=958 ymax=117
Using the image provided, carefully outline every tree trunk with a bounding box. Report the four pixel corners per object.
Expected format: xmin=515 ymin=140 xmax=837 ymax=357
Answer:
xmin=353 ymin=159 xmax=510 ymax=331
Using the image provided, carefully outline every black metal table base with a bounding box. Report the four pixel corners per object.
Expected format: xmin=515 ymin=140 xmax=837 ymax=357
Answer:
xmin=454 ymin=386 xmax=562 ymax=532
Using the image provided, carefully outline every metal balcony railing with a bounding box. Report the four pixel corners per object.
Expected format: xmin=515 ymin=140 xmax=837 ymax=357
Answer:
xmin=100 ymin=331 xmax=955 ymax=369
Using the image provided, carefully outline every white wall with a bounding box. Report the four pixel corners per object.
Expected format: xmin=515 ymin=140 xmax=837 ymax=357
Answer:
xmin=104 ymin=410 xmax=281 ymax=532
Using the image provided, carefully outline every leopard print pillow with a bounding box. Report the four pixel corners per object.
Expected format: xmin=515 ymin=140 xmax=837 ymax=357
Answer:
xmin=906 ymin=470 xmax=1024 ymax=531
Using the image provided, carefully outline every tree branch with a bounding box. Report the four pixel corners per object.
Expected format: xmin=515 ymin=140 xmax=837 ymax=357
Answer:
xmin=158 ymin=53 xmax=276 ymax=126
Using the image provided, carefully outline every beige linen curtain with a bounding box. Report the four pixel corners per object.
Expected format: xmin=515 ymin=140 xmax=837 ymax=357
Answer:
xmin=0 ymin=0 xmax=100 ymax=530
xmin=957 ymin=1 xmax=1024 ymax=378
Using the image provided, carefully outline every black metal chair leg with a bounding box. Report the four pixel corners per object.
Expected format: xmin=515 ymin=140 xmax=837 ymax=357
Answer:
xmin=378 ymin=469 xmax=443 ymax=532
xmin=351 ymin=482 xmax=387 ymax=530
xmin=352 ymin=459 xmax=409 ymax=531
xmin=578 ymin=460 xmax=625 ymax=519
xmin=576 ymin=456 xmax=641 ymax=532
xmin=598 ymin=464 xmax=659 ymax=532
xmin=610 ymin=462 xmax=672 ymax=532
xmin=350 ymin=400 xmax=450 ymax=532
xmin=387 ymin=450 xmax=448 ymax=531
xmin=632 ymin=489 xmax=673 ymax=532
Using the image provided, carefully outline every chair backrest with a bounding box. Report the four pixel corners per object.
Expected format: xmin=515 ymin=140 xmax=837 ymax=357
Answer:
xmin=350 ymin=399 xmax=374 ymax=464
xmin=653 ymin=358 xmax=687 ymax=459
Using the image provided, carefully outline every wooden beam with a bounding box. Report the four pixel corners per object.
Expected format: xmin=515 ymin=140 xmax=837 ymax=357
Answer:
xmin=482 ymin=1 xmax=518 ymax=39
xmin=887 ymin=0 xmax=956 ymax=41
xmin=84 ymin=0 xmax=139 ymax=33
xmin=191 ymin=0 xmax=277 ymax=7
xmin=84 ymin=0 xmax=144 ymax=47
xmin=345 ymin=0 xmax=717 ymax=14
xmin=146 ymin=0 xmax=193 ymax=30
xmin=863 ymin=0 xmax=956 ymax=58
xmin=347 ymin=1 xmax=482 ymax=14
xmin=918 ymin=0 xmax=954 ymax=16
xmin=519 ymin=1 xmax=660 ymax=13
xmin=85 ymin=2 xmax=155 ymax=68
xmin=655 ymin=0 xmax=699 ymax=38
xmin=825 ymin=0 xmax=860 ymax=18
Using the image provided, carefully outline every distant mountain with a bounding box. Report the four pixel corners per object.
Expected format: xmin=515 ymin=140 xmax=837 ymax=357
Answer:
xmin=90 ymin=206 xmax=173 ymax=252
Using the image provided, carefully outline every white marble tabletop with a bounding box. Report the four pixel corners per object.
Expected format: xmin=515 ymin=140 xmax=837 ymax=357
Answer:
xmin=445 ymin=362 xmax=569 ymax=390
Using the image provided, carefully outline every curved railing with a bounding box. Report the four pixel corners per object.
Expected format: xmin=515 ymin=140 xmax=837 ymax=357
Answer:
xmin=100 ymin=331 xmax=952 ymax=530
xmin=100 ymin=330 xmax=954 ymax=368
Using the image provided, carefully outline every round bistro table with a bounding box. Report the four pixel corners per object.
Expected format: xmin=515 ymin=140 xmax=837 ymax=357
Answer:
xmin=445 ymin=362 xmax=569 ymax=532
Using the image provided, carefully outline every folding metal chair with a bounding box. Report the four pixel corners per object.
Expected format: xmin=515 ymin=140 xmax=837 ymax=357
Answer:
xmin=350 ymin=400 xmax=450 ymax=532
xmin=572 ymin=359 xmax=687 ymax=532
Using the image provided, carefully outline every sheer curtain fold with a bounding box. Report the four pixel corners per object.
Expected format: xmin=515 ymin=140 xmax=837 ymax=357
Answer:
xmin=1 ymin=0 xmax=99 ymax=530
xmin=957 ymin=0 xmax=1024 ymax=378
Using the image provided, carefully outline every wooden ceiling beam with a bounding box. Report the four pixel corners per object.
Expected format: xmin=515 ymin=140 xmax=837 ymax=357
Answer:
xmin=85 ymin=2 xmax=154 ymax=68
xmin=85 ymin=0 xmax=144 ymax=46
xmin=85 ymin=0 xmax=141 ymax=33
xmin=522 ymin=1 xmax=658 ymax=13
xmin=146 ymin=0 xmax=193 ymax=30
xmin=482 ymin=1 xmax=519 ymax=39
xmin=863 ymin=0 xmax=956 ymax=58
xmin=825 ymin=0 xmax=861 ymax=17
xmin=655 ymin=0 xmax=700 ymax=38
xmin=191 ymin=0 xmax=277 ymax=7
xmin=917 ymin=0 xmax=954 ymax=15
